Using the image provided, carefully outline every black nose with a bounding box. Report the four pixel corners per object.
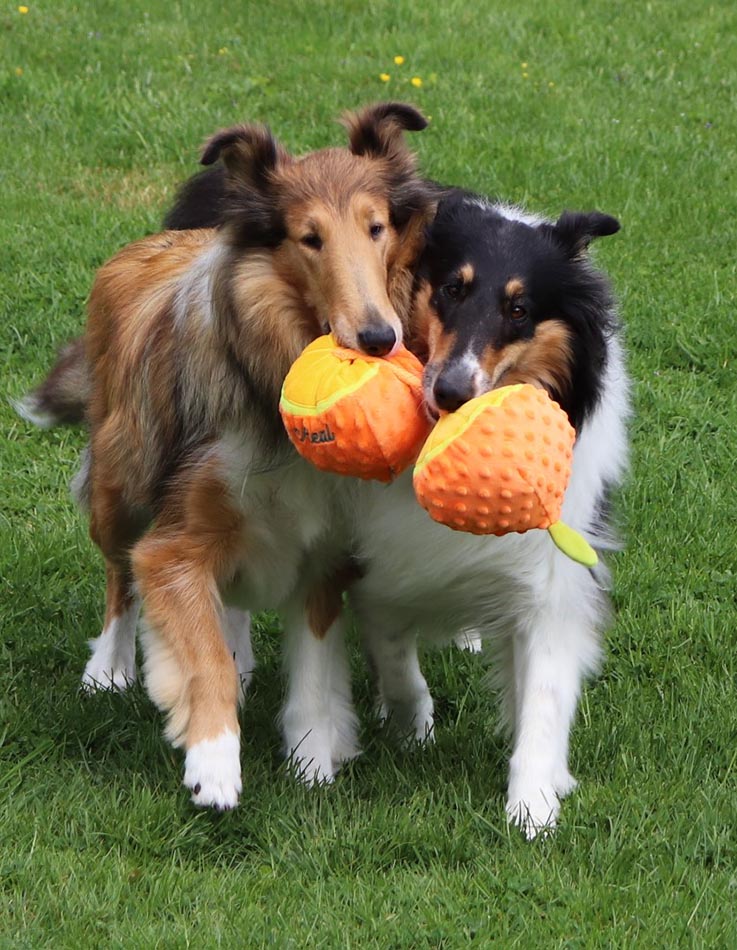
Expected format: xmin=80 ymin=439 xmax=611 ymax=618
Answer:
xmin=357 ymin=323 xmax=396 ymax=357
xmin=433 ymin=371 xmax=476 ymax=412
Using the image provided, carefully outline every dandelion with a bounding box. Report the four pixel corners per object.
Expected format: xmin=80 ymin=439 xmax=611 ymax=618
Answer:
xmin=521 ymin=61 xmax=528 ymax=68
xmin=548 ymin=81 xmax=555 ymax=88
xmin=522 ymin=72 xmax=529 ymax=79
xmin=410 ymin=76 xmax=422 ymax=88
xmin=15 ymin=67 xmax=23 ymax=76
xmin=218 ymin=47 xmax=228 ymax=56
xmin=18 ymin=5 xmax=29 ymax=12
xmin=379 ymin=72 xmax=391 ymax=82
xmin=394 ymin=55 xmax=405 ymax=65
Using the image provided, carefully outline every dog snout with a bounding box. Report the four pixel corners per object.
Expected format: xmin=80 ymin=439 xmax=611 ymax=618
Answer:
xmin=433 ymin=368 xmax=477 ymax=413
xmin=356 ymin=321 xmax=397 ymax=357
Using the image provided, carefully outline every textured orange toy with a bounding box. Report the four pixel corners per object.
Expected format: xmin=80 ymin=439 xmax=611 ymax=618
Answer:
xmin=413 ymin=384 xmax=598 ymax=567
xmin=279 ymin=334 xmax=431 ymax=482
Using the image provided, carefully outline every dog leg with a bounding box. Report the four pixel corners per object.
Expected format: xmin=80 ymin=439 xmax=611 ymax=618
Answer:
xmin=132 ymin=464 xmax=244 ymax=810
xmin=280 ymin=604 xmax=359 ymax=784
xmin=222 ymin=606 xmax=255 ymax=704
xmin=362 ymin=623 xmax=434 ymax=744
xmin=505 ymin=576 xmax=600 ymax=838
xmin=81 ymin=564 xmax=139 ymax=692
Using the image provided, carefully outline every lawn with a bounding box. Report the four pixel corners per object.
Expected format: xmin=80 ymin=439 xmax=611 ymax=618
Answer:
xmin=2 ymin=0 xmax=737 ymax=945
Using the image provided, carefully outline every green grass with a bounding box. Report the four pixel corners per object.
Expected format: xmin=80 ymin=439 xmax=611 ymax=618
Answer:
xmin=3 ymin=0 xmax=737 ymax=945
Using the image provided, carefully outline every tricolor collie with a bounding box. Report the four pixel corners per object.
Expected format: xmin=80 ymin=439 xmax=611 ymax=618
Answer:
xmin=350 ymin=192 xmax=629 ymax=836
xmin=19 ymin=103 xmax=437 ymax=809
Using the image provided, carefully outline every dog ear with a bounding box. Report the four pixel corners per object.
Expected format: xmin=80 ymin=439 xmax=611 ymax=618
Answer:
xmin=200 ymin=124 xmax=290 ymax=186
xmin=549 ymin=211 xmax=621 ymax=256
xmin=200 ymin=125 xmax=291 ymax=247
xmin=342 ymin=102 xmax=428 ymax=159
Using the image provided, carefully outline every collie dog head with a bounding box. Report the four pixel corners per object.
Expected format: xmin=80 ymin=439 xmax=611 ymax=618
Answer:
xmin=201 ymin=102 xmax=434 ymax=355
xmin=412 ymin=193 xmax=620 ymax=428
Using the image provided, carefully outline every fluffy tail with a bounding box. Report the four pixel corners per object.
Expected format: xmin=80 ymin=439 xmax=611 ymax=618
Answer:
xmin=13 ymin=337 xmax=89 ymax=428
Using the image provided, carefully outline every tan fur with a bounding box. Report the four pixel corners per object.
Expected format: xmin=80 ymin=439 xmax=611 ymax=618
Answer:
xmin=481 ymin=320 xmax=574 ymax=394
xmin=460 ymin=263 xmax=475 ymax=285
xmin=305 ymin=560 xmax=364 ymax=640
xmin=504 ymin=277 xmax=525 ymax=299
xmin=133 ymin=455 xmax=244 ymax=747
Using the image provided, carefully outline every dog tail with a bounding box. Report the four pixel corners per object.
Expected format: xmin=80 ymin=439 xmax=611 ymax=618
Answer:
xmin=13 ymin=336 xmax=90 ymax=428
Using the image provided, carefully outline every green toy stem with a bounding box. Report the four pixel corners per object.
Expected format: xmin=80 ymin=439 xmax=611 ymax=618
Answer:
xmin=547 ymin=521 xmax=598 ymax=568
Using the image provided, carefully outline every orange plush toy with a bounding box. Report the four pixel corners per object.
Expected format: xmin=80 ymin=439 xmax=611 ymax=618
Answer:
xmin=280 ymin=340 xmax=596 ymax=567
xmin=279 ymin=334 xmax=431 ymax=482
xmin=413 ymin=384 xmax=598 ymax=567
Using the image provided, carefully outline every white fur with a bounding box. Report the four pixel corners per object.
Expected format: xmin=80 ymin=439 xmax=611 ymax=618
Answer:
xmin=183 ymin=728 xmax=242 ymax=809
xmin=280 ymin=606 xmax=360 ymax=783
xmin=455 ymin=630 xmax=483 ymax=653
xmin=351 ymin=325 xmax=630 ymax=837
xmin=11 ymin=395 xmax=57 ymax=429
xmin=81 ymin=598 xmax=140 ymax=692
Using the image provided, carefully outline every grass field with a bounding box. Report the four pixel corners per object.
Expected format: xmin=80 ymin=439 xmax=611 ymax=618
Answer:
xmin=3 ymin=0 xmax=737 ymax=945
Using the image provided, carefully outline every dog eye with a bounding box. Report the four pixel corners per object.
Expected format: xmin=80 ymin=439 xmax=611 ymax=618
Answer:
xmin=300 ymin=234 xmax=323 ymax=251
xmin=510 ymin=304 xmax=527 ymax=319
xmin=369 ymin=223 xmax=385 ymax=240
xmin=443 ymin=280 xmax=464 ymax=300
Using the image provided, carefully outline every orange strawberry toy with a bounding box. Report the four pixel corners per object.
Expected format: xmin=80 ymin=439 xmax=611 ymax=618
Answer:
xmin=413 ymin=384 xmax=598 ymax=567
xmin=279 ymin=334 xmax=431 ymax=482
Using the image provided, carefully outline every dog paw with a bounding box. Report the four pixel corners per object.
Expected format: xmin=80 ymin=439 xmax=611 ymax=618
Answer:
xmin=506 ymin=785 xmax=560 ymax=840
xmin=81 ymin=658 xmax=136 ymax=693
xmin=329 ymin=716 xmax=362 ymax=771
xmin=553 ymin=768 xmax=578 ymax=799
xmin=184 ymin=730 xmax=242 ymax=810
xmin=283 ymin=723 xmax=336 ymax=786
xmin=454 ymin=630 xmax=483 ymax=654
xmin=379 ymin=693 xmax=435 ymax=746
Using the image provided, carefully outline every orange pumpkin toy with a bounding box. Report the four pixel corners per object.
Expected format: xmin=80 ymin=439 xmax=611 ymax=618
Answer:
xmin=413 ymin=384 xmax=598 ymax=567
xmin=279 ymin=334 xmax=431 ymax=482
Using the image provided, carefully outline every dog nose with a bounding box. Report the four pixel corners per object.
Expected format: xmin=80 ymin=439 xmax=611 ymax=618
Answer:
xmin=357 ymin=323 xmax=396 ymax=357
xmin=433 ymin=372 xmax=476 ymax=412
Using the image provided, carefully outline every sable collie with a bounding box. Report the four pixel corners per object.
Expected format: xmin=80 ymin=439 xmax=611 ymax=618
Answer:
xmin=19 ymin=102 xmax=438 ymax=809
xmin=20 ymin=124 xmax=629 ymax=836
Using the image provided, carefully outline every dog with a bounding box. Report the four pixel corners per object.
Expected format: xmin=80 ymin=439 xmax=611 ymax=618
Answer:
xmin=18 ymin=102 xmax=438 ymax=809
xmin=20 ymin=124 xmax=628 ymax=837
xmin=349 ymin=191 xmax=629 ymax=836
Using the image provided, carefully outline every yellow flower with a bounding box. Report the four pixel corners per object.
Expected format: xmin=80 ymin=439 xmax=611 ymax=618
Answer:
xmin=218 ymin=47 xmax=228 ymax=55
xmin=522 ymin=72 xmax=529 ymax=79
xmin=15 ymin=67 xmax=24 ymax=76
xmin=548 ymin=81 xmax=555 ymax=88
xmin=379 ymin=72 xmax=391 ymax=82
xmin=18 ymin=5 xmax=29 ymax=12
xmin=410 ymin=76 xmax=422 ymax=88
xmin=521 ymin=61 xmax=528 ymax=68
xmin=394 ymin=55 xmax=405 ymax=65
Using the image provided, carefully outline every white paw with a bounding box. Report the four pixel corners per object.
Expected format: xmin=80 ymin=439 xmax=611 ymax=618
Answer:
xmin=81 ymin=655 xmax=136 ymax=692
xmin=184 ymin=730 xmax=242 ymax=810
xmin=284 ymin=726 xmax=336 ymax=785
xmin=330 ymin=712 xmax=362 ymax=771
xmin=454 ymin=630 xmax=483 ymax=654
xmin=506 ymin=784 xmax=560 ymax=839
xmin=379 ymin=692 xmax=435 ymax=745
xmin=554 ymin=768 xmax=578 ymax=799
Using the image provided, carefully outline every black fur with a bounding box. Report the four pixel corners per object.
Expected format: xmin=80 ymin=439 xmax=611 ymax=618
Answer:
xmin=164 ymin=166 xmax=226 ymax=231
xmin=418 ymin=191 xmax=620 ymax=429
